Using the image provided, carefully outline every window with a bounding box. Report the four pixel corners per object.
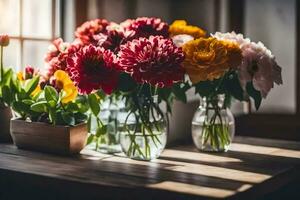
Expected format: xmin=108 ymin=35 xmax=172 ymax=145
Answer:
xmin=0 ymin=0 xmax=60 ymax=71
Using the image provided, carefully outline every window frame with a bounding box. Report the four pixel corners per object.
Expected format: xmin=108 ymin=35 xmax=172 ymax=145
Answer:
xmin=8 ymin=0 xmax=60 ymax=69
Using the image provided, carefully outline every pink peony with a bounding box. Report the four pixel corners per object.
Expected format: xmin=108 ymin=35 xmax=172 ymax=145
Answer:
xmin=211 ymin=32 xmax=282 ymax=98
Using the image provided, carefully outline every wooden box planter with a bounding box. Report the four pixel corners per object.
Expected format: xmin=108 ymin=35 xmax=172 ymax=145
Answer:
xmin=10 ymin=119 xmax=88 ymax=155
xmin=0 ymin=105 xmax=13 ymax=143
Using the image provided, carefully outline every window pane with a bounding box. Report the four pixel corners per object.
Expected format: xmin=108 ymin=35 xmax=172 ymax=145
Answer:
xmin=23 ymin=40 xmax=50 ymax=70
xmin=0 ymin=0 xmax=20 ymax=36
xmin=3 ymin=39 xmax=21 ymax=72
xmin=22 ymin=0 xmax=52 ymax=38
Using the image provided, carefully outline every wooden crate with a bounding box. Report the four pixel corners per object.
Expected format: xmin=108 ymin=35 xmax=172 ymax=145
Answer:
xmin=10 ymin=119 xmax=87 ymax=155
xmin=0 ymin=105 xmax=12 ymax=142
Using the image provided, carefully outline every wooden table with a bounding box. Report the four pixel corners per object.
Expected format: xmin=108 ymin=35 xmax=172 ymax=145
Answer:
xmin=1 ymin=136 xmax=300 ymax=200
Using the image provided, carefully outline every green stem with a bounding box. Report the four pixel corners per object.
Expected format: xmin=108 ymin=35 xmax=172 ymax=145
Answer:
xmin=0 ymin=46 xmax=3 ymax=83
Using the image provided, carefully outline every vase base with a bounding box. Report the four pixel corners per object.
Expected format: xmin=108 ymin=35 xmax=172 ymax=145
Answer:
xmin=98 ymin=145 xmax=122 ymax=154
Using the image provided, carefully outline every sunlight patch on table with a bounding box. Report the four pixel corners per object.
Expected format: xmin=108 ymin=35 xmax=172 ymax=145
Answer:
xmin=147 ymin=181 xmax=236 ymax=198
xmin=230 ymin=143 xmax=300 ymax=159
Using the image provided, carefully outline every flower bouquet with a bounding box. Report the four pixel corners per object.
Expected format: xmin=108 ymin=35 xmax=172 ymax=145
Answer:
xmin=169 ymin=21 xmax=283 ymax=152
xmin=41 ymin=17 xmax=189 ymax=160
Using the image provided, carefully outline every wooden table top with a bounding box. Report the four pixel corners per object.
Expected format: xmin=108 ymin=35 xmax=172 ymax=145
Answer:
xmin=0 ymin=136 xmax=300 ymax=200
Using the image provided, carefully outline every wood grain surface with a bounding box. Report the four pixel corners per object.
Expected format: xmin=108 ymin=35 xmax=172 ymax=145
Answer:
xmin=0 ymin=136 xmax=300 ymax=200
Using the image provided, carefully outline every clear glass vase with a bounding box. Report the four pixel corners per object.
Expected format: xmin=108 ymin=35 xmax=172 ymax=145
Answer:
xmin=90 ymin=100 xmax=122 ymax=154
xmin=119 ymin=96 xmax=167 ymax=161
xmin=192 ymin=95 xmax=235 ymax=152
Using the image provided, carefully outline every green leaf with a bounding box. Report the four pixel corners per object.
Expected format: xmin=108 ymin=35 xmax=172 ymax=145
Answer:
xmin=44 ymin=86 xmax=58 ymax=103
xmin=172 ymin=84 xmax=187 ymax=103
xmin=194 ymin=80 xmax=217 ymax=97
xmin=1 ymin=68 xmax=13 ymax=86
xmin=88 ymin=93 xmax=100 ymax=116
xmin=22 ymin=99 xmax=35 ymax=105
xmin=24 ymin=76 xmax=39 ymax=95
xmin=96 ymin=90 xmax=106 ymax=100
xmin=86 ymin=134 xmax=95 ymax=145
xmin=224 ymin=72 xmax=245 ymax=101
xmin=246 ymin=82 xmax=262 ymax=110
xmin=30 ymin=101 xmax=48 ymax=113
xmin=96 ymin=125 xmax=107 ymax=137
xmin=17 ymin=89 xmax=28 ymax=100
xmin=48 ymin=108 xmax=57 ymax=125
xmin=66 ymin=102 xmax=79 ymax=112
xmin=1 ymin=85 xmax=12 ymax=105
xmin=48 ymin=100 xmax=57 ymax=108
xmin=118 ymin=73 xmax=137 ymax=92
xmin=87 ymin=114 xmax=92 ymax=133
xmin=12 ymin=101 xmax=31 ymax=119
xmin=61 ymin=111 xmax=75 ymax=126
xmin=74 ymin=112 xmax=87 ymax=123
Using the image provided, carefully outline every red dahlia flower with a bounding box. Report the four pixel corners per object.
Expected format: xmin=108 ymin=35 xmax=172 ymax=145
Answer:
xmin=121 ymin=17 xmax=169 ymax=40
xmin=75 ymin=19 xmax=110 ymax=45
xmin=67 ymin=45 xmax=120 ymax=94
xmin=118 ymin=36 xmax=185 ymax=87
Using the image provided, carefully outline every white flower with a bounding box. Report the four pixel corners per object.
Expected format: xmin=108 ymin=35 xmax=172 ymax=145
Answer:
xmin=211 ymin=32 xmax=282 ymax=98
xmin=171 ymin=34 xmax=194 ymax=47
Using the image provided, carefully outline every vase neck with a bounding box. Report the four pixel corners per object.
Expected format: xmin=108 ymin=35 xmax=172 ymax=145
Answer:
xmin=200 ymin=95 xmax=225 ymax=109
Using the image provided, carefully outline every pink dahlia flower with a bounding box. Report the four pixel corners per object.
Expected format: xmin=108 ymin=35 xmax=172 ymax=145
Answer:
xmin=43 ymin=38 xmax=81 ymax=80
xmin=75 ymin=19 xmax=110 ymax=45
xmin=211 ymin=32 xmax=282 ymax=98
xmin=95 ymin=22 xmax=126 ymax=52
xmin=118 ymin=36 xmax=185 ymax=87
xmin=120 ymin=17 xmax=169 ymax=40
xmin=66 ymin=45 xmax=120 ymax=94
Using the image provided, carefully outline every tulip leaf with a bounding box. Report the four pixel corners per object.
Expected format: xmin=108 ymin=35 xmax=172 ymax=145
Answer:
xmin=24 ymin=76 xmax=39 ymax=95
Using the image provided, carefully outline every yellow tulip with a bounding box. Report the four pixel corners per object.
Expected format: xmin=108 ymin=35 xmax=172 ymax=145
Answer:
xmin=17 ymin=72 xmax=24 ymax=81
xmin=53 ymin=70 xmax=78 ymax=104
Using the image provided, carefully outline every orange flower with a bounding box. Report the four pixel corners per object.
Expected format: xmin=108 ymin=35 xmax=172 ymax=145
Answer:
xmin=182 ymin=37 xmax=242 ymax=84
xmin=169 ymin=20 xmax=206 ymax=39
xmin=220 ymin=40 xmax=242 ymax=69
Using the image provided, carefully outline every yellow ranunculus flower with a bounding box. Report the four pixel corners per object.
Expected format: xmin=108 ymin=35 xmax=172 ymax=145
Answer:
xmin=53 ymin=70 xmax=78 ymax=104
xmin=169 ymin=20 xmax=206 ymax=39
xmin=182 ymin=37 xmax=242 ymax=84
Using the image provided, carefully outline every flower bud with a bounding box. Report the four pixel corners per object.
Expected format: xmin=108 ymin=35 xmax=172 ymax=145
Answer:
xmin=25 ymin=65 xmax=35 ymax=79
xmin=0 ymin=34 xmax=10 ymax=47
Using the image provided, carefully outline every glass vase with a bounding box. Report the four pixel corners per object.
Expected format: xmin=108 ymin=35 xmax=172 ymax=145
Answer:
xmin=119 ymin=95 xmax=167 ymax=161
xmin=192 ymin=95 xmax=235 ymax=152
xmin=90 ymin=100 xmax=122 ymax=154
